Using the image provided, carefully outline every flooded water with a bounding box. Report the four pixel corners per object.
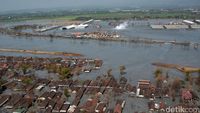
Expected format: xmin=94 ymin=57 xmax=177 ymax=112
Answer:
xmin=0 ymin=19 xmax=200 ymax=112
xmin=0 ymin=19 xmax=200 ymax=83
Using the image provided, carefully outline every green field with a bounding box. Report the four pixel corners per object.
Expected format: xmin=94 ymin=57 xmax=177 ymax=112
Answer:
xmin=0 ymin=10 xmax=200 ymax=22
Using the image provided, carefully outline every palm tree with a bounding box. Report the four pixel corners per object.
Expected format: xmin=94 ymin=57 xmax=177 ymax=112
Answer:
xmin=185 ymin=72 xmax=190 ymax=81
xmin=119 ymin=65 xmax=126 ymax=77
xmin=154 ymin=68 xmax=162 ymax=78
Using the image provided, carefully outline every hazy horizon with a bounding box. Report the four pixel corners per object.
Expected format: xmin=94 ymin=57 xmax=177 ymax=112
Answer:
xmin=1 ymin=0 xmax=200 ymax=13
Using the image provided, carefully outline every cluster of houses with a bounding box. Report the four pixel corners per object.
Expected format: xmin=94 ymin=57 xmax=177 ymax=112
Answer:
xmin=136 ymin=79 xmax=199 ymax=113
xmin=0 ymin=56 xmax=103 ymax=75
xmin=0 ymin=70 xmax=129 ymax=112
xmin=0 ymin=56 xmax=199 ymax=113
xmin=0 ymin=56 xmax=127 ymax=113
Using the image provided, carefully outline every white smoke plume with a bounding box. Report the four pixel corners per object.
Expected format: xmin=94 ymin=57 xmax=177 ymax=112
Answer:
xmin=115 ymin=21 xmax=128 ymax=30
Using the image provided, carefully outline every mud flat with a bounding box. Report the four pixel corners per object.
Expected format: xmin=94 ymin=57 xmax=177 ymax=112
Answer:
xmin=152 ymin=62 xmax=200 ymax=73
xmin=0 ymin=48 xmax=83 ymax=57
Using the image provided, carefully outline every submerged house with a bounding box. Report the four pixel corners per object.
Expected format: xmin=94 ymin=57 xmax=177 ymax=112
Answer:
xmin=136 ymin=80 xmax=151 ymax=97
xmin=181 ymin=89 xmax=193 ymax=103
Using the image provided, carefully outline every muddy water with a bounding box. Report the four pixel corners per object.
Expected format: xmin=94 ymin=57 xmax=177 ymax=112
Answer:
xmin=0 ymin=20 xmax=200 ymax=82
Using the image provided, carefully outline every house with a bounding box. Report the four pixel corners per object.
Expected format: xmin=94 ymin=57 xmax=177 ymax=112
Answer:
xmin=114 ymin=104 xmax=122 ymax=113
xmin=48 ymin=99 xmax=56 ymax=109
xmin=100 ymin=79 xmax=111 ymax=94
xmin=0 ymin=95 xmax=10 ymax=107
xmin=82 ymin=80 xmax=91 ymax=87
xmin=72 ymin=97 xmax=80 ymax=107
xmin=38 ymin=92 xmax=49 ymax=100
xmin=52 ymin=99 xmax=64 ymax=112
xmin=159 ymin=101 xmax=166 ymax=111
xmin=94 ymin=59 xmax=103 ymax=69
xmin=35 ymin=84 xmax=45 ymax=91
xmin=44 ymin=107 xmax=52 ymax=113
xmin=4 ymin=94 xmax=22 ymax=109
xmin=80 ymin=98 xmax=99 ymax=113
xmin=181 ymin=89 xmax=193 ymax=102
xmin=38 ymin=99 xmax=49 ymax=109
xmin=67 ymin=105 xmax=76 ymax=113
xmin=114 ymin=100 xmax=125 ymax=113
xmin=119 ymin=77 xmax=127 ymax=85
xmin=108 ymin=77 xmax=119 ymax=88
xmin=95 ymin=102 xmax=107 ymax=113
xmin=148 ymin=101 xmax=155 ymax=111
xmin=53 ymin=92 xmax=62 ymax=101
xmin=15 ymin=98 xmax=33 ymax=109
xmin=148 ymin=100 xmax=166 ymax=112
xmin=25 ymin=83 xmax=36 ymax=92
xmin=47 ymin=91 xmax=56 ymax=99
xmin=136 ymin=80 xmax=151 ymax=97
xmin=125 ymin=84 xmax=136 ymax=94
xmin=60 ymin=103 xmax=70 ymax=113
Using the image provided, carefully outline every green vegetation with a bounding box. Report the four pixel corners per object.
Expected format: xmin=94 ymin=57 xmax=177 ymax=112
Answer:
xmin=64 ymin=88 xmax=70 ymax=99
xmin=1 ymin=10 xmax=200 ymax=22
xmin=154 ymin=68 xmax=162 ymax=78
xmin=58 ymin=67 xmax=72 ymax=80
xmin=22 ymin=77 xmax=33 ymax=85
xmin=119 ymin=65 xmax=126 ymax=76
xmin=46 ymin=64 xmax=57 ymax=73
xmin=20 ymin=64 xmax=31 ymax=74
xmin=155 ymin=74 xmax=163 ymax=88
xmin=46 ymin=64 xmax=72 ymax=79
xmin=185 ymin=72 xmax=191 ymax=81
xmin=72 ymin=11 xmax=200 ymax=20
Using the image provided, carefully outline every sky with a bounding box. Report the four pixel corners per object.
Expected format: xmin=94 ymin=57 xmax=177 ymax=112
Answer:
xmin=0 ymin=0 xmax=200 ymax=12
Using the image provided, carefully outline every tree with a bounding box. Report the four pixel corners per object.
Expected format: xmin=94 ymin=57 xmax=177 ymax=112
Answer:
xmin=21 ymin=64 xmax=30 ymax=74
xmin=119 ymin=65 xmax=126 ymax=76
xmin=64 ymin=88 xmax=70 ymax=100
xmin=185 ymin=72 xmax=190 ymax=81
xmin=156 ymin=74 xmax=163 ymax=88
xmin=22 ymin=77 xmax=33 ymax=85
xmin=154 ymin=68 xmax=162 ymax=78
xmin=59 ymin=67 xmax=71 ymax=80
